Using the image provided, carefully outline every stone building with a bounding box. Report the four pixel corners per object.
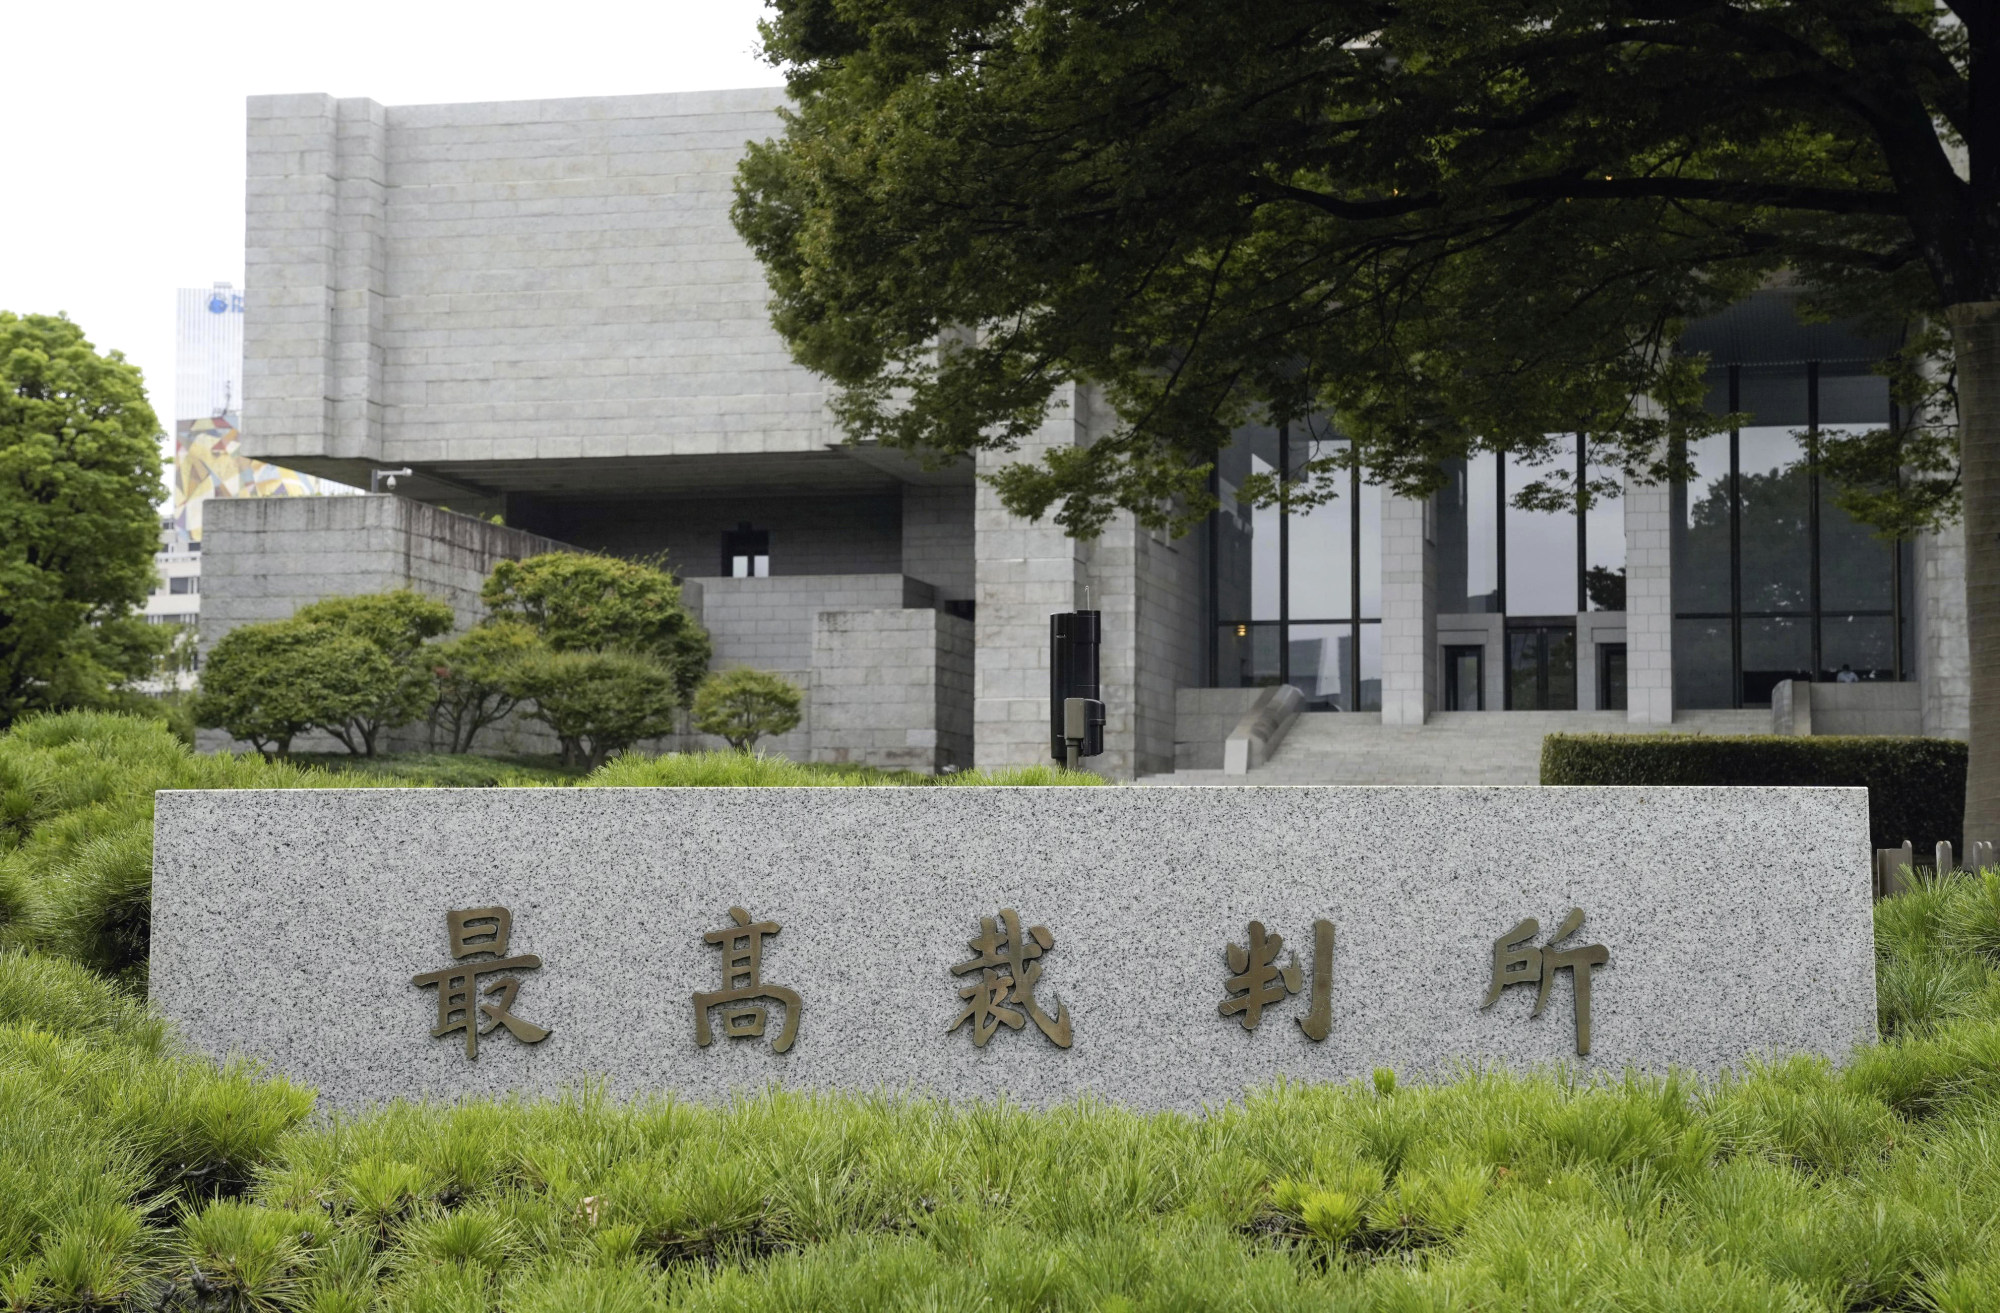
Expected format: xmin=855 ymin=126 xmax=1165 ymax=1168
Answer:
xmin=215 ymin=86 xmax=1967 ymax=779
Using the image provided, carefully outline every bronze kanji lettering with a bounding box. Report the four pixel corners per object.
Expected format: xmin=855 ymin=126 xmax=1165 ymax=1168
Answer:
xmin=1478 ymin=907 xmax=1609 ymax=1055
xmin=411 ymin=906 xmax=551 ymax=1060
xmin=948 ymin=908 xmax=1072 ymax=1048
xmin=1219 ymin=921 xmax=1301 ymax=1030
xmin=693 ymin=907 xmax=802 ymax=1053
xmin=1218 ymin=918 xmax=1335 ymax=1041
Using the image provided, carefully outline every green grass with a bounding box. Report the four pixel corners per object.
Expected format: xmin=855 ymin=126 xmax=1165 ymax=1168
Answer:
xmin=14 ymin=709 xmax=2000 ymax=1309
xmin=292 ymin=752 xmax=590 ymax=788
xmin=10 ymin=879 xmax=2000 ymax=1311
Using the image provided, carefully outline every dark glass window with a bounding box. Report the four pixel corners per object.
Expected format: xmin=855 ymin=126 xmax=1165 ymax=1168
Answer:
xmin=1438 ymin=437 xmax=1627 ymax=619
xmin=1670 ymin=362 xmax=1907 ymax=706
xmin=1207 ymin=421 xmax=1380 ymax=708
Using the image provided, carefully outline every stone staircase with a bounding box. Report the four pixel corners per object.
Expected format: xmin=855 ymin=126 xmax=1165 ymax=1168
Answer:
xmin=1138 ymin=708 xmax=1770 ymax=786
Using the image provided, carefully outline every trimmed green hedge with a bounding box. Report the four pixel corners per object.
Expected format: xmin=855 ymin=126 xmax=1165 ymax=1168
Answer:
xmin=1541 ymin=733 xmax=1965 ymax=853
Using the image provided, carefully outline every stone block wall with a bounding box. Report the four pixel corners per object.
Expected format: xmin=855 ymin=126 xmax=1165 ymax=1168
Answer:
xmin=974 ymin=385 xmax=1088 ymax=773
xmin=810 ymin=609 xmax=975 ymax=773
xmin=1379 ymin=492 xmax=1435 ymax=724
xmin=902 ymin=483 xmax=976 ymax=605
xmin=200 ymin=495 xmax=566 ymax=651
xmin=1624 ymin=465 xmax=1675 ymax=723
xmin=244 ymin=88 xmax=830 ymax=473
xmin=1917 ymin=525 xmax=1970 ymax=739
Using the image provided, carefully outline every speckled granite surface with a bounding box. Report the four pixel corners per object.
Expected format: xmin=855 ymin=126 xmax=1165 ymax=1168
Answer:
xmin=150 ymin=786 xmax=1875 ymax=1112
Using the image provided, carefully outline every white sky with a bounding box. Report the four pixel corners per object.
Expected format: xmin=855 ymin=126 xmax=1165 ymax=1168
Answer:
xmin=0 ymin=0 xmax=777 ymax=433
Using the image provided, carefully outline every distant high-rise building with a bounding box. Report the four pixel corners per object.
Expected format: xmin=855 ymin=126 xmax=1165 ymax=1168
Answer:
xmin=167 ymin=281 xmax=347 ymax=545
xmin=144 ymin=284 xmax=353 ymax=668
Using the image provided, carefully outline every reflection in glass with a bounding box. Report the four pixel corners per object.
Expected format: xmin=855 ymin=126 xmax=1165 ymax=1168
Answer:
xmin=1249 ymin=453 xmax=1282 ymax=621
xmin=1286 ymin=438 xmax=1353 ymax=621
xmin=1358 ymin=622 xmax=1382 ymax=711
xmin=1741 ymin=615 xmax=1812 ymax=705
xmin=1289 ymin=623 xmax=1353 ymax=710
xmin=1358 ymin=479 xmax=1382 ymax=618
xmin=1673 ymin=618 xmax=1733 ymax=710
xmin=1216 ymin=621 xmax=1281 ymax=688
xmin=1821 ymin=614 xmax=1897 ymax=683
xmin=1437 ymin=454 xmax=1499 ymax=612
xmin=1506 ymin=623 xmax=1577 ymax=710
xmin=1504 ymin=439 xmax=1579 ymax=616
xmin=1818 ymin=424 xmax=1896 ymax=613
xmin=1672 ymin=432 xmax=1733 ymax=614
xmin=1736 ymin=427 xmax=1812 ymax=613
xmin=1583 ymin=442 xmax=1626 ymax=610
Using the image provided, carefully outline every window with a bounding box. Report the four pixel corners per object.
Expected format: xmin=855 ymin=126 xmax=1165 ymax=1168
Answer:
xmin=721 ymin=523 xmax=769 ymax=578
xmin=1208 ymin=421 xmax=1381 ymax=709
xmin=1671 ymin=362 xmax=1910 ymax=708
xmin=169 ymin=576 xmax=198 ymax=595
xmin=1437 ymin=437 xmax=1626 ymax=617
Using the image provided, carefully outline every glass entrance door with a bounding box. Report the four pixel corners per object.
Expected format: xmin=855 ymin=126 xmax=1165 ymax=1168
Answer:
xmin=1506 ymin=622 xmax=1578 ymax=710
xmin=1597 ymin=643 xmax=1628 ymax=712
xmin=1442 ymin=645 xmax=1484 ymax=711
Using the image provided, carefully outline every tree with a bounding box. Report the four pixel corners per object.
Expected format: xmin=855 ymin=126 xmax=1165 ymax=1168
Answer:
xmin=429 ymin=620 xmax=541 ymax=753
xmin=0 ymin=313 xmax=164 ymax=724
xmin=483 ymin=553 xmax=711 ymax=703
xmin=692 ymin=668 xmax=805 ymax=751
xmin=192 ymin=621 xmax=388 ymax=758
xmin=504 ymin=648 xmax=683 ymax=768
xmin=734 ymin=1 xmax=2000 ymax=839
xmin=293 ymin=590 xmax=455 ymax=755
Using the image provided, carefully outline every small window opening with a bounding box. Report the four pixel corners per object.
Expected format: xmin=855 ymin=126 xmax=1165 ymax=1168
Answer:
xmin=722 ymin=523 xmax=770 ymax=578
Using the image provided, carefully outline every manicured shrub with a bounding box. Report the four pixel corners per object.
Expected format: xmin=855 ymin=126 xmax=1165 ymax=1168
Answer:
xmin=426 ymin=619 xmax=540 ymax=753
xmin=482 ymin=553 xmax=711 ymax=703
xmin=192 ymin=620 xmax=389 ymax=758
xmin=505 ymin=648 xmax=683 ymax=769
xmin=691 ymin=667 xmax=804 ymax=751
xmin=292 ymin=589 xmax=456 ymax=755
xmin=1540 ymin=732 xmax=1965 ymax=852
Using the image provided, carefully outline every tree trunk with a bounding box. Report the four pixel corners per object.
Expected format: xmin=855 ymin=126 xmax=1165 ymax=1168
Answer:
xmin=1952 ymin=302 xmax=2000 ymax=850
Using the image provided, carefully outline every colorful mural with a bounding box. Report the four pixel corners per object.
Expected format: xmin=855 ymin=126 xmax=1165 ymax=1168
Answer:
xmin=172 ymin=413 xmax=342 ymax=540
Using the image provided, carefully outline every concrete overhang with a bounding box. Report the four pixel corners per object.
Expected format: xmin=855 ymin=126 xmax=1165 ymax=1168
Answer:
xmin=263 ymin=443 xmax=974 ymax=504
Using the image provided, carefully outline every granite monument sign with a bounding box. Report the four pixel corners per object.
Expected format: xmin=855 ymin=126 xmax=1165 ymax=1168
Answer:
xmin=151 ymin=785 xmax=1876 ymax=1111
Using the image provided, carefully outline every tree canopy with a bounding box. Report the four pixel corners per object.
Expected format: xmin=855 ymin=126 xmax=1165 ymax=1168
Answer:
xmin=0 ymin=313 xmax=164 ymax=724
xmin=735 ymin=0 xmax=2000 ymax=837
xmin=292 ymin=591 xmax=456 ymax=755
xmin=482 ymin=554 xmax=711 ymax=705
xmin=734 ymin=0 xmax=1978 ymax=532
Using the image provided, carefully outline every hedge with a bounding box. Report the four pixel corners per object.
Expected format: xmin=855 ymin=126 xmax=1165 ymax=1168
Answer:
xmin=1541 ymin=733 xmax=1966 ymax=854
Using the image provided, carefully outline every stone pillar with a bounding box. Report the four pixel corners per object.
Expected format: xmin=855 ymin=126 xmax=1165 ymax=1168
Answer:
xmin=244 ymin=94 xmax=388 ymax=467
xmin=974 ymin=384 xmax=1088 ymax=772
xmin=1379 ymin=492 xmax=1435 ymax=724
xmin=243 ymin=93 xmax=341 ymax=462
xmin=1624 ymin=469 xmax=1675 ymax=723
xmin=329 ymin=98 xmax=388 ymax=461
xmin=1917 ymin=523 xmax=1971 ymax=738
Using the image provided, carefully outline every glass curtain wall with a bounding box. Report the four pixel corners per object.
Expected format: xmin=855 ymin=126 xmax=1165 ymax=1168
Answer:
xmin=1671 ymin=363 xmax=1910 ymax=707
xmin=1436 ymin=438 xmax=1627 ymax=709
xmin=1210 ymin=422 xmax=1381 ymax=709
